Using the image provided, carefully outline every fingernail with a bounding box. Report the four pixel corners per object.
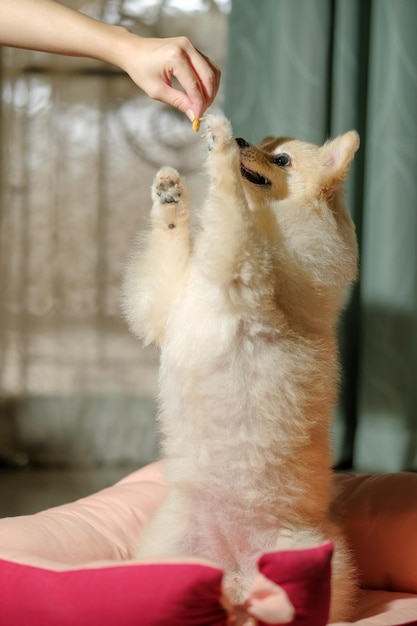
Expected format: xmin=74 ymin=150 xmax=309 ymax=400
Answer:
xmin=186 ymin=109 xmax=195 ymax=122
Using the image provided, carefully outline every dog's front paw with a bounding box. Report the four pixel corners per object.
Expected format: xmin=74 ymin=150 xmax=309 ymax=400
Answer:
xmin=152 ymin=166 xmax=183 ymax=205
xmin=151 ymin=166 xmax=189 ymax=228
xmin=204 ymin=115 xmax=234 ymax=152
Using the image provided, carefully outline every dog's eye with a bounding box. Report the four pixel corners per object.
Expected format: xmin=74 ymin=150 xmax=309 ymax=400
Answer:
xmin=272 ymin=153 xmax=291 ymax=167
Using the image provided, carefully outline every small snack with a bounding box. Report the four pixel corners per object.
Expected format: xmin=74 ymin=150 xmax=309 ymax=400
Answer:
xmin=192 ymin=118 xmax=201 ymax=133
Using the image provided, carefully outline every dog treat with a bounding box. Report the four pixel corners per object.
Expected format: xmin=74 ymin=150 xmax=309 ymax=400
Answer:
xmin=192 ymin=118 xmax=201 ymax=133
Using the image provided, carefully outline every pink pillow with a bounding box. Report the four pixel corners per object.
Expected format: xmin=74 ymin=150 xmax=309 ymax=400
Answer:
xmin=333 ymin=472 xmax=417 ymax=594
xmin=0 ymin=461 xmax=333 ymax=625
xmin=0 ymin=559 xmax=226 ymax=626
xmin=2 ymin=464 xmax=417 ymax=625
xmin=0 ymin=546 xmax=332 ymax=625
xmin=259 ymin=544 xmax=332 ymax=626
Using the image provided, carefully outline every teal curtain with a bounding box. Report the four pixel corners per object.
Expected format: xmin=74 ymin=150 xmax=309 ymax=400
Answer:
xmin=225 ymin=0 xmax=417 ymax=472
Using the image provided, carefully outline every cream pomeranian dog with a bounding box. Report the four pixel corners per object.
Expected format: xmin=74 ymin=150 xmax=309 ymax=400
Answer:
xmin=122 ymin=115 xmax=359 ymax=621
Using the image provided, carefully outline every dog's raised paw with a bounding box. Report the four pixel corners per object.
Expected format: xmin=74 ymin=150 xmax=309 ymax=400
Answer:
xmin=153 ymin=166 xmax=183 ymax=205
xmin=151 ymin=166 xmax=189 ymax=228
xmin=204 ymin=115 xmax=234 ymax=151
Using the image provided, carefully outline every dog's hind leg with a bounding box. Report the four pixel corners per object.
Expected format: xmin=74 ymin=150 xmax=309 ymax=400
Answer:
xmin=135 ymin=488 xmax=192 ymax=560
xmin=122 ymin=167 xmax=191 ymax=347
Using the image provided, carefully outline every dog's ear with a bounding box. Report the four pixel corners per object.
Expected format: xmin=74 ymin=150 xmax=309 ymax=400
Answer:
xmin=259 ymin=136 xmax=293 ymax=152
xmin=320 ymin=131 xmax=360 ymax=196
xmin=259 ymin=136 xmax=275 ymax=149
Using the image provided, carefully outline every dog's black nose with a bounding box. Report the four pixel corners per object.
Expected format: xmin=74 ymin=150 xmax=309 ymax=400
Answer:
xmin=235 ymin=137 xmax=250 ymax=148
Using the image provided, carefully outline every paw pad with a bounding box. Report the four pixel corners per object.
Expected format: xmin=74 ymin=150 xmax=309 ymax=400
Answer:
xmin=156 ymin=179 xmax=182 ymax=204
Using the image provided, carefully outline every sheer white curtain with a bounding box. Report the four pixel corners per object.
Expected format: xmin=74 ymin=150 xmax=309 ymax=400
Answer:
xmin=0 ymin=0 xmax=229 ymax=466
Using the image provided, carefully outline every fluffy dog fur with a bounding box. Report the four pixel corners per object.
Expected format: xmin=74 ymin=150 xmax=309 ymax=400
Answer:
xmin=122 ymin=115 xmax=359 ymax=621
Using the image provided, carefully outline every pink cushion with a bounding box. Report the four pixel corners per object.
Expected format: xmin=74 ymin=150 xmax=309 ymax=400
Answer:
xmin=0 ymin=463 xmax=332 ymax=625
xmin=259 ymin=544 xmax=332 ymax=626
xmin=0 ymin=464 xmax=417 ymax=625
xmin=0 ymin=462 xmax=168 ymax=565
xmin=333 ymin=473 xmax=417 ymax=594
xmin=0 ymin=547 xmax=333 ymax=625
xmin=0 ymin=560 xmax=226 ymax=626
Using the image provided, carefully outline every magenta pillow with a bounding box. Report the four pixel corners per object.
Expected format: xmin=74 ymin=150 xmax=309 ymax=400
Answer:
xmin=260 ymin=544 xmax=332 ymax=626
xmin=0 ymin=544 xmax=333 ymax=625
xmin=0 ymin=560 xmax=226 ymax=626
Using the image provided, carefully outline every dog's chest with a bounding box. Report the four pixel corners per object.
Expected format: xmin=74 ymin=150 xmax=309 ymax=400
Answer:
xmin=164 ymin=279 xmax=240 ymax=360
xmin=185 ymin=490 xmax=280 ymax=567
xmin=159 ymin=291 xmax=252 ymax=426
xmin=160 ymin=276 xmax=269 ymax=398
xmin=156 ymin=279 xmax=304 ymax=460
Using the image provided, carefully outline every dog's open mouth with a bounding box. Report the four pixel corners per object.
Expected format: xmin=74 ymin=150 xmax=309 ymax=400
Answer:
xmin=240 ymin=164 xmax=271 ymax=186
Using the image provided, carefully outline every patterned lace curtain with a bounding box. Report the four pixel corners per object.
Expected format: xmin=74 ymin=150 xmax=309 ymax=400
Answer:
xmin=225 ymin=0 xmax=417 ymax=472
xmin=0 ymin=0 xmax=229 ymax=466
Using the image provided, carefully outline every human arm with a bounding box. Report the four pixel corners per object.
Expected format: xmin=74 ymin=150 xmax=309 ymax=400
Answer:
xmin=0 ymin=0 xmax=220 ymax=120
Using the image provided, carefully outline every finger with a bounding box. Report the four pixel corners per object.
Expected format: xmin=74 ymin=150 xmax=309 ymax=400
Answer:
xmin=169 ymin=37 xmax=220 ymax=94
xmin=169 ymin=44 xmax=220 ymax=117
xmin=143 ymin=37 xmax=221 ymax=120
xmin=148 ymin=80 xmax=196 ymax=119
xmin=170 ymin=56 xmax=210 ymax=119
xmin=193 ymin=49 xmax=221 ymax=103
xmin=180 ymin=53 xmax=221 ymax=117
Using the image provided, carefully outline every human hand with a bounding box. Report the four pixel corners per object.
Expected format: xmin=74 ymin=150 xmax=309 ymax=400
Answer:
xmin=0 ymin=0 xmax=220 ymax=121
xmin=117 ymin=34 xmax=221 ymax=122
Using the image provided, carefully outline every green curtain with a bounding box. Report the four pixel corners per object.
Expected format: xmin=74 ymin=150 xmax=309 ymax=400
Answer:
xmin=224 ymin=0 xmax=417 ymax=472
